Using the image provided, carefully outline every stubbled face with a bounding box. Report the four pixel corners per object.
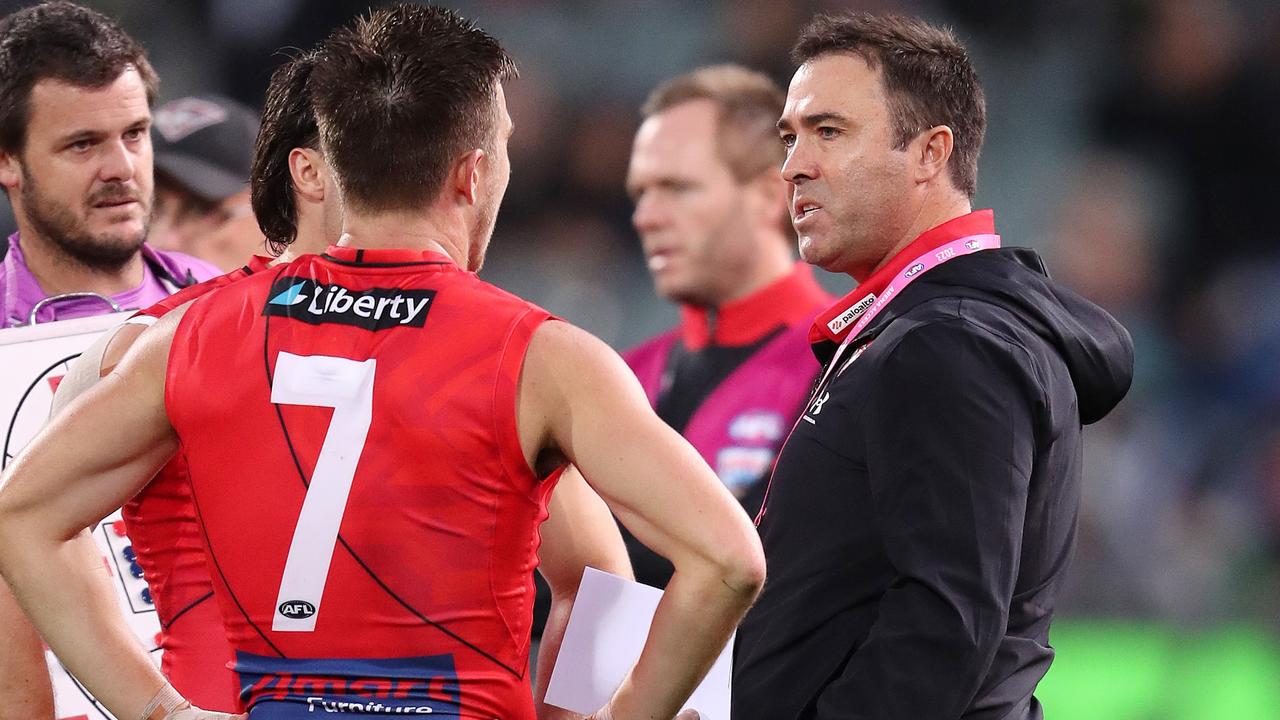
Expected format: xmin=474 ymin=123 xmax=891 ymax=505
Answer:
xmin=470 ymin=82 xmax=513 ymax=272
xmin=626 ymin=99 xmax=756 ymax=307
xmin=2 ymin=69 xmax=153 ymax=270
xmin=778 ymin=53 xmax=916 ymax=280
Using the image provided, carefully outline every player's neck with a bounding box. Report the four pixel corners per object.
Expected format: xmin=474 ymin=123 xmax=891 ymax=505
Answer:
xmin=279 ymin=228 xmax=331 ymax=263
xmin=338 ymin=210 xmax=467 ymax=266
xmin=16 ymin=222 xmax=145 ymax=296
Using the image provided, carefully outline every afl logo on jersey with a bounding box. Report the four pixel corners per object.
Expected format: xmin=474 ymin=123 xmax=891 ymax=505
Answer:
xmin=905 ymin=262 xmax=925 ymax=278
xmin=279 ymin=600 xmax=317 ymax=620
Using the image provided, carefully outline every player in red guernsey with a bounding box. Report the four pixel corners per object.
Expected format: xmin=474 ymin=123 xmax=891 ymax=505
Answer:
xmin=0 ymin=6 xmax=764 ymax=720
xmin=49 ymin=48 xmax=631 ymax=716
xmin=174 ymin=249 xmax=560 ymax=717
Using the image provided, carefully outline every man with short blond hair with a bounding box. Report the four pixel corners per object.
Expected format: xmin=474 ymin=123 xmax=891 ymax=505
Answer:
xmin=621 ymin=63 xmax=830 ymax=588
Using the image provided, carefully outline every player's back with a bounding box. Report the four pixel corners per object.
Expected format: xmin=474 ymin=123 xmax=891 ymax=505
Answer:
xmin=166 ymin=246 xmax=554 ymax=718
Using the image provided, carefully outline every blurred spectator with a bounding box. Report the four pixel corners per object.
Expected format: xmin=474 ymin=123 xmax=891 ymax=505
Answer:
xmin=148 ymin=94 xmax=264 ymax=270
xmin=1092 ymin=0 xmax=1280 ymax=305
xmin=1046 ymin=151 xmax=1173 ymax=401
xmin=1073 ymin=0 xmax=1280 ymax=627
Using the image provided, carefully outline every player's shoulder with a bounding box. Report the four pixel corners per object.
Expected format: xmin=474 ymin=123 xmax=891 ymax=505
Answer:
xmin=168 ymin=263 xmax=284 ymax=339
xmin=526 ymin=320 xmax=627 ymax=382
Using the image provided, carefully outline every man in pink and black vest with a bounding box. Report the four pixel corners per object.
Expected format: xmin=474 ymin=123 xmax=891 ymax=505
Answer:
xmin=622 ymin=65 xmax=832 ymax=587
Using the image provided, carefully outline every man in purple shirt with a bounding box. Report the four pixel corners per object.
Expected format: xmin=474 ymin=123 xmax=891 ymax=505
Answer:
xmin=0 ymin=1 xmax=218 ymax=330
xmin=0 ymin=3 xmax=218 ymax=717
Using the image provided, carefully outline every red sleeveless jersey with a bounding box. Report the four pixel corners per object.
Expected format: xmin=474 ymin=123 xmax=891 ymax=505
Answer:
xmin=165 ymin=247 xmax=556 ymax=719
xmin=124 ymin=255 xmax=272 ymax=712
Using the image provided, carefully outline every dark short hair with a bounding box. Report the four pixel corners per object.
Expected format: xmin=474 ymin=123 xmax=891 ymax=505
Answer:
xmin=251 ymin=52 xmax=319 ymax=254
xmin=307 ymin=4 xmax=516 ymax=213
xmin=642 ymin=64 xmax=786 ymax=183
xmin=793 ymin=12 xmax=985 ymax=198
xmin=0 ymin=1 xmax=158 ymax=154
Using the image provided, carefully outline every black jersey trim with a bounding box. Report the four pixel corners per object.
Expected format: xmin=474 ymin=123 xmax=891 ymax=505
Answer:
xmin=188 ymin=465 xmax=288 ymax=658
xmin=261 ymin=310 xmax=523 ymax=680
xmin=175 ymin=266 xmax=290 ymax=658
xmin=319 ymin=252 xmax=451 ymax=269
xmin=161 ymin=590 xmax=216 ymax=631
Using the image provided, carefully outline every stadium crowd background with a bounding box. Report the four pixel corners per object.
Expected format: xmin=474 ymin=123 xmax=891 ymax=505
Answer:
xmin=1 ymin=0 xmax=1277 ymax=716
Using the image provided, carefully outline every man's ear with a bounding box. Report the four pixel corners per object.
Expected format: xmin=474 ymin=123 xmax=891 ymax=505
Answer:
xmin=913 ymin=125 xmax=954 ymax=185
xmin=0 ymin=150 xmax=23 ymax=192
xmin=288 ymin=148 xmax=326 ymax=203
xmin=745 ymin=168 xmax=790 ymax=232
xmin=451 ymin=148 xmax=486 ymax=206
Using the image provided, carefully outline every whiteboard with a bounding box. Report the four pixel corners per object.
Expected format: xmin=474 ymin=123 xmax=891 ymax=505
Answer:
xmin=0 ymin=313 xmax=161 ymax=720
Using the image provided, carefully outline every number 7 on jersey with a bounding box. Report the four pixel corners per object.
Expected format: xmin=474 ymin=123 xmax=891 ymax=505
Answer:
xmin=269 ymin=351 xmax=377 ymax=632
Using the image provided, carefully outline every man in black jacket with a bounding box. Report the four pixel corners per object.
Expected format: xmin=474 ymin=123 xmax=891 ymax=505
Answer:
xmin=732 ymin=12 xmax=1134 ymax=720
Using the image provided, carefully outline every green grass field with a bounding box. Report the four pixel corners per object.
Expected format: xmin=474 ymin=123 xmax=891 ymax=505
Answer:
xmin=1038 ymin=622 xmax=1280 ymax=719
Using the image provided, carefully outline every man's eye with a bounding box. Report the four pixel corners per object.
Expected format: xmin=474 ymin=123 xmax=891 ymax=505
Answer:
xmin=69 ymin=139 xmax=93 ymax=152
xmin=818 ymin=127 xmax=841 ymax=139
xmin=124 ymin=129 xmax=145 ymax=142
xmin=780 ymin=133 xmax=796 ymax=148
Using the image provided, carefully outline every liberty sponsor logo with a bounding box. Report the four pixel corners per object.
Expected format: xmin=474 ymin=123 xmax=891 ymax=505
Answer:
xmin=264 ymin=278 xmax=435 ymax=330
xmin=278 ymin=600 xmax=316 ymax=620
xmin=826 ymin=292 xmax=876 ymax=335
xmin=904 ymin=262 xmax=925 ymax=278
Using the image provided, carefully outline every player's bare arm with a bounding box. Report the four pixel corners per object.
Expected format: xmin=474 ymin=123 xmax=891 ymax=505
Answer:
xmin=0 ymin=306 xmax=244 ymax=720
xmin=0 ymin=524 xmax=112 ymax=720
xmin=0 ymin=576 xmax=54 ymax=720
xmin=518 ymin=320 xmax=766 ymax=720
xmin=534 ymin=465 xmax=634 ymax=720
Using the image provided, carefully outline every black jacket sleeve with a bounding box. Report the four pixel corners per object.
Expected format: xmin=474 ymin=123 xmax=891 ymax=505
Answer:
xmin=815 ymin=319 xmax=1043 ymax=719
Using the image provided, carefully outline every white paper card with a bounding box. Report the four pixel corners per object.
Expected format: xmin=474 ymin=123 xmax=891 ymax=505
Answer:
xmin=544 ymin=567 xmax=733 ymax=720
